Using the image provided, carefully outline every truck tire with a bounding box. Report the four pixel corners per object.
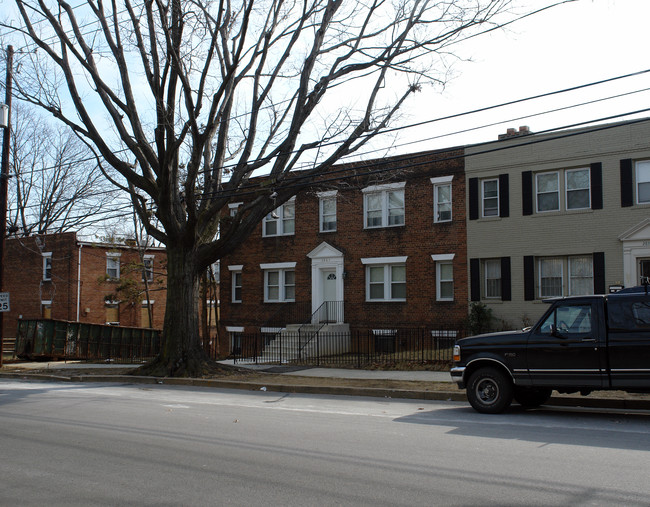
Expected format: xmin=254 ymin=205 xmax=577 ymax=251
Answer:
xmin=514 ymin=387 xmax=552 ymax=409
xmin=467 ymin=367 xmax=513 ymax=414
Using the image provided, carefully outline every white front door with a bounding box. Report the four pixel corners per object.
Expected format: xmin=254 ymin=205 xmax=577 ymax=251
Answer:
xmin=307 ymin=242 xmax=344 ymax=323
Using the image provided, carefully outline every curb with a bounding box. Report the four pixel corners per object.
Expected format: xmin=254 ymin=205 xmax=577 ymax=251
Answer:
xmin=2 ymin=372 xmax=650 ymax=410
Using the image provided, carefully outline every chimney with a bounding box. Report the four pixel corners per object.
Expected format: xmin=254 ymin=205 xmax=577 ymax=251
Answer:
xmin=498 ymin=125 xmax=532 ymax=140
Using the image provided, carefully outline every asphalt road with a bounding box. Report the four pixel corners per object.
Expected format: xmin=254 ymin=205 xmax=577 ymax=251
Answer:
xmin=2 ymin=379 xmax=650 ymax=506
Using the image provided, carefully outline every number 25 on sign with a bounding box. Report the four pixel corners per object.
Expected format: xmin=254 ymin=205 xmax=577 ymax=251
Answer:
xmin=0 ymin=293 xmax=10 ymax=312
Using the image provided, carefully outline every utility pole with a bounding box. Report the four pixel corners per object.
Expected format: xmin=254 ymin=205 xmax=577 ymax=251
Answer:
xmin=0 ymin=45 xmax=14 ymax=368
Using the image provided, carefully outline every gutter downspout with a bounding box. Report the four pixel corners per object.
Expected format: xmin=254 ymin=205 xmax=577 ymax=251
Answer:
xmin=76 ymin=243 xmax=83 ymax=321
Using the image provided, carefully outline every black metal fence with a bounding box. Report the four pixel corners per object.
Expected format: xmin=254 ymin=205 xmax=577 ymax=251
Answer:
xmin=15 ymin=319 xmax=161 ymax=364
xmin=232 ymin=327 xmax=460 ymax=368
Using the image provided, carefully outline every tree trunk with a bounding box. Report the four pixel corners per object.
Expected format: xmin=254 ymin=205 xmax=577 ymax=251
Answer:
xmin=141 ymin=243 xmax=209 ymax=376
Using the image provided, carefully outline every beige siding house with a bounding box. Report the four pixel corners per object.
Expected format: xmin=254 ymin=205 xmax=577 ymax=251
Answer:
xmin=465 ymin=118 xmax=650 ymax=328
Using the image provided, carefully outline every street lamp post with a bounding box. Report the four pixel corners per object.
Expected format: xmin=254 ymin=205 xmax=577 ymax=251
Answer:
xmin=0 ymin=45 xmax=14 ymax=367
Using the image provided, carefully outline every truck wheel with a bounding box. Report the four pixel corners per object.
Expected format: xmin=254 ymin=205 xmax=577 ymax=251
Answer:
xmin=467 ymin=367 xmax=513 ymax=414
xmin=514 ymin=387 xmax=552 ymax=409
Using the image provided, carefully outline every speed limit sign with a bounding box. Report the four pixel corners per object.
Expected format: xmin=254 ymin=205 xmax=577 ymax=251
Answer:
xmin=0 ymin=292 xmax=9 ymax=312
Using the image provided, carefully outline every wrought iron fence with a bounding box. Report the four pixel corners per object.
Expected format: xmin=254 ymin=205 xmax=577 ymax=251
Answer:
xmin=232 ymin=327 xmax=461 ymax=368
xmin=15 ymin=319 xmax=161 ymax=364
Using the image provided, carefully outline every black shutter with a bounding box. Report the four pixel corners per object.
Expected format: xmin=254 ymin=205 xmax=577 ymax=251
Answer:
xmin=620 ymin=159 xmax=633 ymax=207
xmin=593 ymin=252 xmax=605 ymax=294
xmin=501 ymin=257 xmax=511 ymax=301
xmin=469 ymin=178 xmax=479 ymax=220
xmin=499 ymin=174 xmax=509 ymax=218
xmin=470 ymin=258 xmax=481 ymax=302
xmin=590 ymin=162 xmax=603 ymax=210
xmin=522 ymin=171 xmax=533 ymax=216
xmin=524 ymin=255 xmax=535 ymax=301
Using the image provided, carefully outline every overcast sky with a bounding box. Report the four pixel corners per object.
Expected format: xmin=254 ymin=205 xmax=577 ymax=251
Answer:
xmin=385 ymin=0 xmax=650 ymax=154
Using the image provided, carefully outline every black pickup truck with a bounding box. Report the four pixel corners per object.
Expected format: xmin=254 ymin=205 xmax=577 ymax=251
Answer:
xmin=451 ymin=288 xmax=650 ymax=413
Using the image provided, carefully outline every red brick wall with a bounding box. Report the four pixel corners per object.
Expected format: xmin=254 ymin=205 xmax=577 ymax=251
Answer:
xmin=2 ymin=233 xmax=168 ymax=338
xmin=219 ymin=148 xmax=467 ymax=343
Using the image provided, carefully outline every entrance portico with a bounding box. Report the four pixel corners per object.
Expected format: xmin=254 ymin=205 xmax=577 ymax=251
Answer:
xmin=620 ymin=219 xmax=650 ymax=287
xmin=307 ymin=242 xmax=344 ymax=323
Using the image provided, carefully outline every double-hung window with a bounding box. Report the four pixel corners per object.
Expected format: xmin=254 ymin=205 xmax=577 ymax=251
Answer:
xmin=482 ymin=179 xmax=499 ymax=217
xmin=536 ymin=172 xmax=560 ymax=212
xmin=431 ymin=176 xmax=452 ymax=223
xmin=106 ymin=253 xmax=121 ymax=280
xmin=362 ymin=182 xmax=405 ymax=229
xmin=637 ymin=160 xmax=650 ymax=204
xmin=568 ymin=256 xmax=593 ymax=296
xmin=318 ymin=191 xmax=337 ymax=232
xmin=484 ymin=259 xmax=501 ymax=299
xmin=539 ymin=257 xmax=563 ymax=297
xmin=432 ymin=254 xmax=454 ymax=301
xmin=361 ymin=257 xmax=407 ymax=301
xmin=142 ymin=255 xmax=154 ymax=282
xmin=261 ymin=262 xmax=296 ymax=302
xmin=42 ymin=252 xmax=52 ymax=281
xmin=229 ymin=265 xmax=243 ymax=303
xmin=565 ymin=168 xmax=590 ymax=210
xmin=263 ymin=198 xmax=295 ymax=236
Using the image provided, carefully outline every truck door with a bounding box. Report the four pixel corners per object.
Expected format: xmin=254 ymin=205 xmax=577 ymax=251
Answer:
xmin=526 ymin=301 xmax=605 ymax=387
xmin=607 ymin=296 xmax=650 ymax=388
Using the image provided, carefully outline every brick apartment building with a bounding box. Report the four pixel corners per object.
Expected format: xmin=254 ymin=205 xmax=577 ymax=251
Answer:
xmin=218 ymin=148 xmax=467 ymax=353
xmin=2 ymin=232 xmax=168 ymax=339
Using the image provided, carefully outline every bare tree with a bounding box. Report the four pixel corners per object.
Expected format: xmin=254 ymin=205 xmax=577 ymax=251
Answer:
xmin=7 ymin=101 xmax=120 ymax=236
xmin=3 ymin=0 xmax=569 ymax=375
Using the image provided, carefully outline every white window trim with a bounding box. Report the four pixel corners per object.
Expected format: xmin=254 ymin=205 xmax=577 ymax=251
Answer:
xmin=142 ymin=255 xmax=155 ymax=282
xmin=262 ymin=197 xmax=295 ymax=237
xmin=42 ymin=252 xmax=52 ymax=281
xmin=228 ymin=265 xmax=244 ymax=271
xmin=260 ymin=262 xmax=297 ymax=270
xmin=483 ymin=259 xmax=502 ymax=300
xmin=361 ymin=182 xmax=406 ymax=193
xmin=429 ymin=175 xmax=453 ymax=185
xmin=481 ymin=178 xmax=499 ymax=218
xmin=432 ymin=254 xmax=454 ymax=301
xmin=430 ymin=254 xmax=455 ymax=262
xmin=41 ymin=299 xmax=52 ymax=306
xmin=106 ymin=253 xmax=121 ymax=279
xmin=231 ymin=269 xmax=242 ymax=303
xmin=362 ymin=182 xmax=406 ymax=229
xmin=568 ymin=255 xmax=594 ymax=296
xmin=538 ymin=257 xmax=564 ymax=298
xmin=226 ymin=326 xmax=244 ymax=333
xmin=535 ymin=171 xmax=560 ymax=213
xmin=318 ymin=192 xmax=337 ymax=233
xmin=635 ymin=160 xmax=650 ymax=205
xmin=229 ymin=202 xmax=243 ymax=216
xmin=262 ymin=263 xmax=296 ymax=303
xmin=565 ymin=167 xmax=591 ymax=210
xmin=362 ymin=258 xmax=407 ymax=302
xmin=431 ymin=176 xmax=453 ymax=223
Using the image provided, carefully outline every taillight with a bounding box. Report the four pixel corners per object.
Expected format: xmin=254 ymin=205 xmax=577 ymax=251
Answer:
xmin=453 ymin=344 xmax=460 ymax=362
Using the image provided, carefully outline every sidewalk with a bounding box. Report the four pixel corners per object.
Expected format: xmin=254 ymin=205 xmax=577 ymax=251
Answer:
xmin=2 ymin=361 xmax=650 ymax=411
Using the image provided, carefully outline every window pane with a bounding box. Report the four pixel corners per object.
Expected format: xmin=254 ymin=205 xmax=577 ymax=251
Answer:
xmin=537 ymin=173 xmax=558 ymax=193
xmin=537 ymin=192 xmax=559 ymax=212
xmin=369 ymin=266 xmax=384 ymax=283
xmin=482 ymin=180 xmax=498 ymax=216
xmin=388 ymin=191 xmax=405 ymax=225
xmin=390 ymin=265 xmax=406 ymax=299
xmin=264 ymin=217 xmax=278 ymax=235
xmin=569 ymin=256 xmax=593 ymax=295
xmin=567 ymin=189 xmax=590 ymax=209
xmin=537 ymin=173 xmax=559 ymax=212
xmin=485 ymin=259 xmax=501 ymax=298
xmin=540 ymin=258 xmax=562 ymax=297
xmin=439 ymin=263 xmax=453 ymax=280
xmin=282 ymin=203 xmax=295 ymax=234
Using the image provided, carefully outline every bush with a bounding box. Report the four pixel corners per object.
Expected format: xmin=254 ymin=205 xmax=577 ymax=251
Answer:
xmin=467 ymin=302 xmax=494 ymax=336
